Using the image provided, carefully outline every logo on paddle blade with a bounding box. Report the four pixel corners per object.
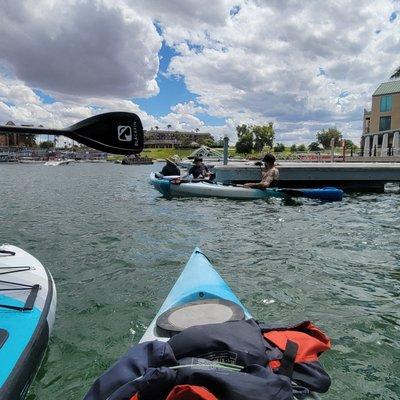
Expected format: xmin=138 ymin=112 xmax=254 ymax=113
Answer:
xmin=117 ymin=126 xmax=132 ymax=141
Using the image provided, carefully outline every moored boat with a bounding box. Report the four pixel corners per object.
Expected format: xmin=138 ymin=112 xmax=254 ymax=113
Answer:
xmin=44 ymin=159 xmax=74 ymax=166
xmin=177 ymin=146 xmax=247 ymax=169
xmin=0 ymin=244 xmax=56 ymax=400
xmin=149 ymin=173 xmax=343 ymax=201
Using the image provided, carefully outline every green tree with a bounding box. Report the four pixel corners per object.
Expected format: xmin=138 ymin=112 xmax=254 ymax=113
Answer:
xmin=215 ymin=137 xmax=225 ymax=147
xmin=253 ymin=123 xmax=275 ymax=152
xmin=235 ymin=132 xmax=253 ymax=154
xmin=390 ymin=66 xmax=400 ymax=79
xmin=201 ymin=138 xmax=216 ymax=147
xmin=273 ymin=143 xmax=285 ymax=152
xmin=316 ymin=127 xmax=342 ymax=149
xmin=19 ymin=134 xmax=36 ymax=147
xmin=344 ymin=139 xmax=357 ymax=150
xmin=297 ymin=144 xmax=306 ymax=152
xmin=308 ymin=142 xmax=321 ymax=151
xmin=39 ymin=140 xmax=54 ymax=149
xmin=236 ymin=124 xmax=251 ymax=138
xmin=180 ymin=136 xmax=192 ymax=148
xmin=290 ymin=144 xmax=297 ymax=152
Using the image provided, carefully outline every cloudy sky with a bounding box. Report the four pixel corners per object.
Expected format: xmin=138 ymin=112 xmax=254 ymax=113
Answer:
xmin=0 ymin=0 xmax=399 ymax=144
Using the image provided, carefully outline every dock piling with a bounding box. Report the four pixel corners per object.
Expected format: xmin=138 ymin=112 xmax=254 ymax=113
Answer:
xmin=223 ymin=136 xmax=229 ymax=165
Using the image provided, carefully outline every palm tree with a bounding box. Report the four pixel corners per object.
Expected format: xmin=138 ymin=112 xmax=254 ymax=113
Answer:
xmin=155 ymin=126 xmax=159 ymax=131
xmin=390 ymin=66 xmax=400 ymax=79
xmin=167 ymin=124 xmax=172 ymax=130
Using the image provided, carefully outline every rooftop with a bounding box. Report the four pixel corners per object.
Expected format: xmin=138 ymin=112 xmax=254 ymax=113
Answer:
xmin=373 ymin=79 xmax=400 ymax=96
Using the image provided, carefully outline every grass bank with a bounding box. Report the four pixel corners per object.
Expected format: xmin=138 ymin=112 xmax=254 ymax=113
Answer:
xmin=107 ymin=147 xmax=342 ymax=162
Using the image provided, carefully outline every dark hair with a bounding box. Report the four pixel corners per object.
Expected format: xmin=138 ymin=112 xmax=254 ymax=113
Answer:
xmin=262 ymin=153 xmax=276 ymax=165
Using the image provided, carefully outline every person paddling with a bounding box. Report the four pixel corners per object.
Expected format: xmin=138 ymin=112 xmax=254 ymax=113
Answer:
xmin=243 ymin=153 xmax=279 ymax=189
xmin=188 ymin=157 xmax=210 ymax=179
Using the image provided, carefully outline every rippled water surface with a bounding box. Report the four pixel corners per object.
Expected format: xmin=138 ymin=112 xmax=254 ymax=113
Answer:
xmin=0 ymin=163 xmax=399 ymax=399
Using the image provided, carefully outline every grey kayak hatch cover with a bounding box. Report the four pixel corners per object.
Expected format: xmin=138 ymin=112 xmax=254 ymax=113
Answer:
xmin=156 ymin=299 xmax=245 ymax=334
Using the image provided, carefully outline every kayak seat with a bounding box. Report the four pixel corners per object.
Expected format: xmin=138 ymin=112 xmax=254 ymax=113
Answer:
xmin=156 ymin=299 xmax=245 ymax=336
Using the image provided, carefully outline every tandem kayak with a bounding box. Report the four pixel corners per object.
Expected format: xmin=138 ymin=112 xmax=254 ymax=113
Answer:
xmin=0 ymin=244 xmax=56 ymax=400
xmin=149 ymin=173 xmax=343 ymax=201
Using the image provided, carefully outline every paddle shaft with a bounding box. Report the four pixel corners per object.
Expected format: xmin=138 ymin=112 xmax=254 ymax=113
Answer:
xmin=0 ymin=125 xmax=110 ymax=151
xmin=0 ymin=125 xmax=65 ymax=136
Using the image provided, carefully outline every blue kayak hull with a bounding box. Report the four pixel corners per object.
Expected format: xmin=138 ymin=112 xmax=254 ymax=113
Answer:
xmin=140 ymin=247 xmax=251 ymax=343
xmin=149 ymin=173 xmax=343 ymax=201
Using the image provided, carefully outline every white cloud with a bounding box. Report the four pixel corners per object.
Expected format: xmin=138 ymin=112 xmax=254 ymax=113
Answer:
xmin=170 ymin=101 xmax=204 ymax=115
xmin=164 ymin=0 xmax=399 ymax=142
xmin=1 ymin=0 xmax=400 ymax=144
xmin=0 ymin=0 xmax=161 ymax=98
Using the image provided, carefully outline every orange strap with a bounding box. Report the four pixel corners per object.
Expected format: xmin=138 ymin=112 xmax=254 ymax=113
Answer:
xmin=166 ymin=385 xmax=218 ymax=400
xmin=130 ymin=394 xmax=139 ymax=400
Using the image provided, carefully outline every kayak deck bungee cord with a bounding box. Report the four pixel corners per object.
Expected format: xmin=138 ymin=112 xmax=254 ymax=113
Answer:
xmin=0 ymin=244 xmax=57 ymax=400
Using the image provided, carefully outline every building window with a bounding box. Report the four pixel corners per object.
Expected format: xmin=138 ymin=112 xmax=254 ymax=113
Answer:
xmin=380 ymin=95 xmax=392 ymax=112
xmin=379 ymin=116 xmax=391 ymax=131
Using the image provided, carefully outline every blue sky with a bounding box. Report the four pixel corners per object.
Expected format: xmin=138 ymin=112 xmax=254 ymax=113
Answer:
xmin=135 ymin=42 xmax=195 ymax=116
xmin=135 ymin=41 xmax=226 ymax=126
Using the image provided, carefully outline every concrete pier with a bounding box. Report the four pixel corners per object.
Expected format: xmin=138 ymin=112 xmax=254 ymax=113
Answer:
xmin=393 ymin=132 xmax=400 ymax=156
xmin=214 ymin=162 xmax=400 ymax=192
xmin=372 ymin=135 xmax=379 ymax=155
xmin=381 ymin=133 xmax=389 ymax=157
xmin=363 ymin=136 xmax=371 ymax=157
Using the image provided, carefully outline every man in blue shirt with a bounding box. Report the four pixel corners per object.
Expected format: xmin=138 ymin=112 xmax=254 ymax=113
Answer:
xmin=189 ymin=157 xmax=210 ymax=179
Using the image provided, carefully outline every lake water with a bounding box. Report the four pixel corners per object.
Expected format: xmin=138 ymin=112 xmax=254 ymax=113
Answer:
xmin=0 ymin=162 xmax=399 ymax=399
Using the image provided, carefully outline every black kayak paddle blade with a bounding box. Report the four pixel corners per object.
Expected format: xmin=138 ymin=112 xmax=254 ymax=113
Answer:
xmin=0 ymin=112 xmax=144 ymax=155
xmin=64 ymin=112 xmax=143 ymax=154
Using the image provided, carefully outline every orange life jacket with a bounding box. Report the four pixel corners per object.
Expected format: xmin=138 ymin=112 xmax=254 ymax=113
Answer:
xmin=263 ymin=321 xmax=331 ymax=369
xmin=130 ymin=385 xmax=218 ymax=400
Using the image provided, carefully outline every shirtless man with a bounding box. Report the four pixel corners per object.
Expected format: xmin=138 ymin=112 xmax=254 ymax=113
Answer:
xmin=243 ymin=153 xmax=279 ymax=188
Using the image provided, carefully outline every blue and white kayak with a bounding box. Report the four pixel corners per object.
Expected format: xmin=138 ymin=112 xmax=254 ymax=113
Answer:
xmin=140 ymin=248 xmax=320 ymax=399
xmin=149 ymin=173 xmax=343 ymax=201
xmin=0 ymin=244 xmax=57 ymax=400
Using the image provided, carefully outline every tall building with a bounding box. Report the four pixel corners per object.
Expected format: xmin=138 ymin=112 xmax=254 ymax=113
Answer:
xmin=362 ymin=79 xmax=400 ymax=157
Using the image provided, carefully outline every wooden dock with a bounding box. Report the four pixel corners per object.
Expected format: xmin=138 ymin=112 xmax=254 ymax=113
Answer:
xmin=214 ymin=162 xmax=400 ymax=191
